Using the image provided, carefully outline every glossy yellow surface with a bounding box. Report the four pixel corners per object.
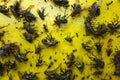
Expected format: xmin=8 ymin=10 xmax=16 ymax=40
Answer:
xmin=0 ymin=0 xmax=120 ymax=80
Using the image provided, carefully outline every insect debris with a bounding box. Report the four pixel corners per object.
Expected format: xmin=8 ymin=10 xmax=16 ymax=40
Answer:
xmin=71 ymin=3 xmax=81 ymax=17
xmin=37 ymin=8 xmax=46 ymax=20
xmin=41 ymin=34 xmax=58 ymax=47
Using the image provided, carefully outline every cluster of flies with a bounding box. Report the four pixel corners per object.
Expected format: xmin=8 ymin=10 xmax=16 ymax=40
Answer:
xmin=0 ymin=0 xmax=119 ymax=80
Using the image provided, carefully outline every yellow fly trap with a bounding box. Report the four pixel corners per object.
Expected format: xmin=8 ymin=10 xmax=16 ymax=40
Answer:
xmin=0 ymin=0 xmax=120 ymax=80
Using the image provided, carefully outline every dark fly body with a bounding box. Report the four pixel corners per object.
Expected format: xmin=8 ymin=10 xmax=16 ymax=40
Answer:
xmin=106 ymin=48 xmax=112 ymax=56
xmin=53 ymin=0 xmax=69 ymax=7
xmin=13 ymin=48 xmax=29 ymax=62
xmin=23 ymin=32 xmax=33 ymax=43
xmin=23 ymin=21 xmax=36 ymax=34
xmin=93 ymin=70 xmax=102 ymax=76
xmin=84 ymin=16 xmax=96 ymax=35
xmin=0 ymin=5 xmax=9 ymax=16
xmin=37 ymin=8 xmax=46 ymax=20
xmin=44 ymin=70 xmax=60 ymax=80
xmin=95 ymin=24 xmax=108 ymax=36
xmin=36 ymin=54 xmax=44 ymax=67
xmin=54 ymin=15 xmax=68 ymax=27
xmin=22 ymin=72 xmax=39 ymax=80
xmin=95 ymin=42 xmax=102 ymax=53
xmin=89 ymin=2 xmax=100 ymax=17
xmin=81 ymin=43 xmax=92 ymax=51
xmin=89 ymin=57 xmax=104 ymax=68
xmin=65 ymin=35 xmax=74 ymax=42
xmin=5 ymin=61 xmax=16 ymax=70
xmin=60 ymin=69 xmax=72 ymax=80
xmin=107 ymin=21 xmax=120 ymax=34
xmin=66 ymin=52 xmax=75 ymax=68
xmin=71 ymin=3 xmax=81 ymax=17
xmin=114 ymin=69 xmax=120 ymax=76
xmin=42 ymin=34 xmax=58 ymax=47
xmin=20 ymin=10 xmax=36 ymax=22
xmin=43 ymin=24 xmax=48 ymax=32
xmin=10 ymin=1 xmax=20 ymax=18
xmin=34 ymin=43 xmax=41 ymax=54
xmin=0 ymin=62 xmax=4 ymax=76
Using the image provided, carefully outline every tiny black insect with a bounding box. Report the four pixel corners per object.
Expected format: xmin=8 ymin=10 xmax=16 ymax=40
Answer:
xmin=23 ymin=21 xmax=36 ymax=34
xmin=107 ymin=21 xmax=120 ymax=34
xmin=54 ymin=15 xmax=68 ymax=27
xmin=44 ymin=70 xmax=60 ymax=80
xmin=13 ymin=48 xmax=29 ymax=62
xmin=106 ymin=48 xmax=112 ymax=56
xmin=36 ymin=54 xmax=44 ymax=67
xmin=112 ymin=50 xmax=120 ymax=65
xmin=10 ymin=1 xmax=20 ymax=18
xmin=34 ymin=43 xmax=41 ymax=54
xmin=95 ymin=42 xmax=102 ymax=53
xmin=0 ymin=5 xmax=9 ymax=16
xmin=0 ymin=62 xmax=4 ymax=76
xmin=89 ymin=56 xmax=104 ymax=68
xmin=5 ymin=61 xmax=16 ymax=70
xmin=60 ymin=69 xmax=72 ymax=80
xmin=53 ymin=0 xmax=69 ymax=7
xmin=71 ymin=3 xmax=81 ymax=17
xmin=37 ymin=8 xmax=46 ymax=20
xmin=65 ymin=35 xmax=74 ymax=42
xmin=89 ymin=2 xmax=100 ymax=17
xmin=81 ymin=43 xmax=92 ymax=51
xmin=114 ymin=69 xmax=120 ymax=76
xmin=95 ymin=24 xmax=108 ymax=36
xmin=22 ymin=72 xmax=39 ymax=80
xmin=42 ymin=34 xmax=58 ymax=47
xmin=20 ymin=10 xmax=36 ymax=22
xmin=66 ymin=52 xmax=75 ymax=68
xmin=84 ymin=16 xmax=96 ymax=35
xmin=23 ymin=32 xmax=33 ymax=43
xmin=93 ymin=70 xmax=102 ymax=75
xmin=43 ymin=24 xmax=48 ymax=32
